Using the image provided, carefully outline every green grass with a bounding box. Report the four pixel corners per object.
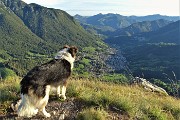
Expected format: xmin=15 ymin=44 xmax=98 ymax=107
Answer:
xmin=101 ymin=73 xmax=130 ymax=84
xmin=0 ymin=77 xmax=180 ymax=120
xmin=0 ymin=77 xmax=20 ymax=114
xmin=67 ymin=79 xmax=180 ymax=120
xmin=76 ymin=107 xmax=108 ymax=120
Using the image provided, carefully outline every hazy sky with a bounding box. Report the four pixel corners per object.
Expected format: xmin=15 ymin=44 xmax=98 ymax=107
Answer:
xmin=21 ymin=0 xmax=180 ymax=16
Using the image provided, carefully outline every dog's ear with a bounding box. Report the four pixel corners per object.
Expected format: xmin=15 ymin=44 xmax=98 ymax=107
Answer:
xmin=72 ymin=46 xmax=78 ymax=53
xmin=69 ymin=46 xmax=78 ymax=58
xmin=63 ymin=45 xmax=70 ymax=48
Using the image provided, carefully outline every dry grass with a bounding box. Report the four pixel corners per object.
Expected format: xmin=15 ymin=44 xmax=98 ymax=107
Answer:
xmin=0 ymin=76 xmax=20 ymax=114
xmin=67 ymin=78 xmax=180 ymax=120
xmin=0 ymin=77 xmax=180 ymax=120
xmin=76 ymin=107 xmax=108 ymax=120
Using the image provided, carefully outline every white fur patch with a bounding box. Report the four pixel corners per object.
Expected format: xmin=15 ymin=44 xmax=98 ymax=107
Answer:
xmin=61 ymin=86 xmax=66 ymax=100
xmin=18 ymin=94 xmax=37 ymax=117
xmin=54 ymin=48 xmax=75 ymax=69
xmin=56 ymin=86 xmax=61 ymax=96
xmin=18 ymin=85 xmax=51 ymax=118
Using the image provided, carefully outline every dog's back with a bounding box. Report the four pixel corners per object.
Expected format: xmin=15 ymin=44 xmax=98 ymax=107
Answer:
xmin=20 ymin=59 xmax=71 ymax=97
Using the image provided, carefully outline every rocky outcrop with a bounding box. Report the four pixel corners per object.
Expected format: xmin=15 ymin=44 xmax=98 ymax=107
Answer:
xmin=133 ymin=77 xmax=168 ymax=95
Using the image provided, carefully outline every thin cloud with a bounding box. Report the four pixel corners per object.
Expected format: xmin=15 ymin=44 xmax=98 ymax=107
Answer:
xmin=21 ymin=0 xmax=179 ymax=16
xmin=22 ymin=0 xmax=65 ymax=6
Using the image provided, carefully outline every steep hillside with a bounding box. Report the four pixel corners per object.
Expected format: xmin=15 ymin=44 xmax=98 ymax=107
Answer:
xmin=0 ymin=2 xmax=46 ymax=55
xmin=2 ymin=0 xmax=103 ymax=48
xmin=111 ymin=19 xmax=171 ymax=36
xmin=145 ymin=20 xmax=180 ymax=44
xmin=0 ymin=2 xmax=55 ymax=75
xmin=0 ymin=0 xmax=109 ymax=76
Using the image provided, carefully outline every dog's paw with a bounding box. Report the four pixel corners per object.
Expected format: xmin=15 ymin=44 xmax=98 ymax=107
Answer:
xmin=58 ymin=95 xmax=66 ymax=100
xmin=62 ymin=95 xmax=66 ymax=100
xmin=33 ymin=109 xmax=38 ymax=115
xmin=57 ymin=94 xmax=62 ymax=97
xmin=44 ymin=112 xmax=51 ymax=118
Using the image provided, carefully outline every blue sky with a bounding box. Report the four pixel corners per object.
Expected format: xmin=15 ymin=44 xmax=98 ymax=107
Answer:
xmin=21 ymin=0 xmax=179 ymax=16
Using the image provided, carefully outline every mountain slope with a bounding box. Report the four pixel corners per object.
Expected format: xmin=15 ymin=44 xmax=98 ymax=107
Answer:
xmin=74 ymin=13 xmax=136 ymax=35
xmin=0 ymin=2 xmax=48 ymax=55
xmin=0 ymin=2 xmax=56 ymax=75
xmin=2 ymin=0 xmax=103 ymax=48
xmin=145 ymin=20 xmax=180 ymax=44
xmin=0 ymin=0 xmax=108 ymax=76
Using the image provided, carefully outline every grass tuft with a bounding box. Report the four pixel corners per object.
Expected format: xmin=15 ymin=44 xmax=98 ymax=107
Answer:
xmin=76 ymin=107 xmax=108 ymax=120
xmin=67 ymin=78 xmax=180 ymax=119
xmin=0 ymin=76 xmax=20 ymax=114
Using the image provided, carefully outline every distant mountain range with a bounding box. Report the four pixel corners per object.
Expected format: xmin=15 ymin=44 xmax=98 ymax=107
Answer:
xmin=74 ymin=13 xmax=179 ymax=35
xmin=75 ymin=13 xmax=180 ymax=45
xmin=110 ymin=19 xmax=172 ymax=36
xmin=106 ymin=20 xmax=180 ymax=45
xmin=129 ymin=14 xmax=179 ymax=22
xmin=75 ymin=13 xmax=180 ymax=80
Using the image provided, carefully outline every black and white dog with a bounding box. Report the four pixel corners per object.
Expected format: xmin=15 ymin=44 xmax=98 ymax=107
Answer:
xmin=18 ymin=45 xmax=78 ymax=118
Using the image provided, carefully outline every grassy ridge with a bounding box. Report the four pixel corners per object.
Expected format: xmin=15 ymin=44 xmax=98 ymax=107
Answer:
xmin=67 ymin=79 xmax=180 ymax=119
xmin=1 ymin=77 xmax=180 ymax=119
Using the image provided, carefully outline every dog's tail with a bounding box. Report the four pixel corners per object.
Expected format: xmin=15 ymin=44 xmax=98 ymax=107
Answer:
xmin=18 ymin=94 xmax=38 ymax=117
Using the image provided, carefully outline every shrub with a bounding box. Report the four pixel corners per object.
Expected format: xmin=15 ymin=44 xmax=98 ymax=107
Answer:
xmin=101 ymin=73 xmax=129 ymax=84
xmin=0 ymin=67 xmax=17 ymax=80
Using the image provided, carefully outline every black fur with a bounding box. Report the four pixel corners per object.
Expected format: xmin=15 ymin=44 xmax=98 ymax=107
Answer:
xmin=20 ymin=59 xmax=71 ymax=98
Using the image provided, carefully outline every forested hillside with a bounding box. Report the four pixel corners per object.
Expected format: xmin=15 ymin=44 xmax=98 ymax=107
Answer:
xmin=0 ymin=0 xmax=108 ymax=77
xmin=0 ymin=2 xmax=53 ymax=76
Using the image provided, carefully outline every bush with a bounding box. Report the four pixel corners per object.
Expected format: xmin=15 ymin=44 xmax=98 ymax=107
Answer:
xmin=0 ymin=67 xmax=17 ymax=79
xmin=102 ymin=73 xmax=129 ymax=84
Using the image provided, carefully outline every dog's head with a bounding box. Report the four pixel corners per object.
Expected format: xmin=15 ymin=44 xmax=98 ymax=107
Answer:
xmin=55 ymin=45 xmax=78 ymax=60
xmin=63 ymin=45 xmax=78 ymax=58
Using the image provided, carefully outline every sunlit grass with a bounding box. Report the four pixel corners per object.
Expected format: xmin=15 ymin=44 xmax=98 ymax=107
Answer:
xmin=67 ymin=78 xmax=180 ymax=120
xmin=76 ymin=107 xmax=108 ymax=120
xmin=0 ymin=77 xmax=179 ymax=119
xmin=0 ymin=76 xmax=20 ymax=114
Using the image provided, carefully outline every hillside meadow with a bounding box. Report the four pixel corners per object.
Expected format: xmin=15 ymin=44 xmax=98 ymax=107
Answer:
xmin=0 ymin=77 xmax=180 ymax=120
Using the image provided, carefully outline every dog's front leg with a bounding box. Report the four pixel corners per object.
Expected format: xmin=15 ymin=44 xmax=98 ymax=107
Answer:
xmin=61 ymin=86 xmax=66 ymax=100
xmin=42 ymin=107 xmax=51 ymax=118
xmin=56 ymin=86 xmax=61 ymax=97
